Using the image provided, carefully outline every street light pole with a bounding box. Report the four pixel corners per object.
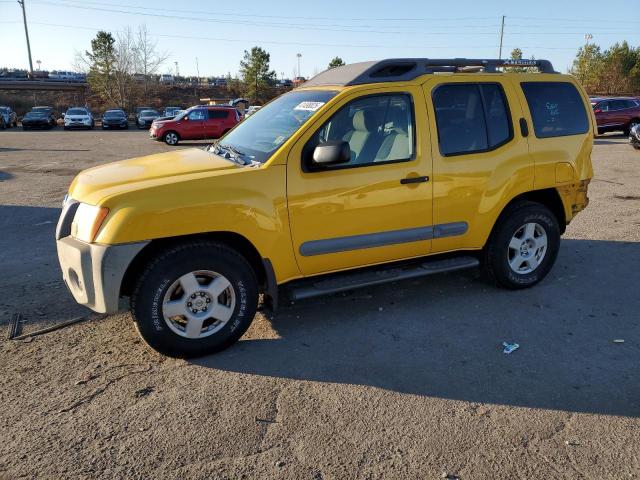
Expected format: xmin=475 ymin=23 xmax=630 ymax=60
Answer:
xmin=17 ymin=0 xmax=34 ymax=76
xmin=296 ymin=53 xmax=302 ymax=78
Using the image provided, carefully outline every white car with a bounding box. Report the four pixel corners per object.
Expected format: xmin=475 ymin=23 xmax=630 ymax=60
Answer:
xmin=63 ymin=107 xmax=94 ymax=130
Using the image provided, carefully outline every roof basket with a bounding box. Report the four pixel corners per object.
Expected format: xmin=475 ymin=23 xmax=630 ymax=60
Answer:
xmin=303 ymin=58 xmax=557 ymax=87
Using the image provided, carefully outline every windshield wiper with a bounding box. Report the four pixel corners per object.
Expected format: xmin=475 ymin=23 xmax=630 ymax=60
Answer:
xmin=210 ymin=143 xmax=253 ymax=166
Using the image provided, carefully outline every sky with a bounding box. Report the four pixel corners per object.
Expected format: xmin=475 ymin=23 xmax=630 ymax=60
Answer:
xmin=1 ymin=0 xmax=639 ymax=79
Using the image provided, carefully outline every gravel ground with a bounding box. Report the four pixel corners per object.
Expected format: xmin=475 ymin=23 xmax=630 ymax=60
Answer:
xmin=0 ymin=129 xmax=639 ymax=479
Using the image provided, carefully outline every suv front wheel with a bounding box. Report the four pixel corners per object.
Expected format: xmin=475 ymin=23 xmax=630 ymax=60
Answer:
xmin=163 ymin=131 xmax=180 ymax=145
xmin=482 ymin=201 xmax=560 ymax=289
xmin=131 ymin=242 xmax=259 ymax=357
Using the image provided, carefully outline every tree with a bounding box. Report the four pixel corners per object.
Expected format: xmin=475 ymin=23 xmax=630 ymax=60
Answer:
xmin=571 ymin=43 xmax=604 ymax=91
xmin=600 ymin=41 xmax=640 ymax=94
xmin=328 ymin=56 xmax=345 ymax=69
xmin=84 ymin=31 xmax=117 ymax=103
xmin=133 ymin=25 xmax=169 ymax=100
xmin=239 ymin=46 xmax=276 ymax=102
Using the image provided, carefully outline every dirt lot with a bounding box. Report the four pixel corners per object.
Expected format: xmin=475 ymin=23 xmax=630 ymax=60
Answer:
xmin=0 ymin=129 xmax=639 ymax=479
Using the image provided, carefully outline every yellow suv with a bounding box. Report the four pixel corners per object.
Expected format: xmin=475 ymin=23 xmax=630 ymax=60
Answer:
xmin=56 ymin=58 xmax=594 ymax=357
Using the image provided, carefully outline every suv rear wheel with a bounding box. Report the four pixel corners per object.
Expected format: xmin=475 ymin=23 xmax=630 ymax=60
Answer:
xmin=163 ymin=131 xmax=179 ymax=145
xmin=482 ymin=201 xmax=560 ymax=289
xmin=131 ymin=242 xmax=258 ymax=357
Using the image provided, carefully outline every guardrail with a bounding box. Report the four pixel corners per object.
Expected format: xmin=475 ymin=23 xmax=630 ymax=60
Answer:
xmin=0 ymin=80 xmax=88 ymax=91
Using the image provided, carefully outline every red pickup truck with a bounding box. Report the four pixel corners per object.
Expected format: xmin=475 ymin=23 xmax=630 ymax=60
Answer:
xmin=590 ymin=97 xmax=640 ymax=135
xmin=150 ymin=105 xmax=240 ymax=145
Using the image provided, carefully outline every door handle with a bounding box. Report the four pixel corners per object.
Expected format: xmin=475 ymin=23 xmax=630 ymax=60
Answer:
xmin=400 ymin=175 xmax=429 ymax=185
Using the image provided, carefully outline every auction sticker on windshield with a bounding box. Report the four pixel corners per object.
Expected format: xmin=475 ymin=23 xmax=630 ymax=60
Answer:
xmin=294 ymin=101 xmax=325 ymax=112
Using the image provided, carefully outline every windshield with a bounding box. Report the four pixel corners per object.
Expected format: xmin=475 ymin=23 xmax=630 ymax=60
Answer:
xmin=105 ymin=111 xmax=124 ymax=118
xmin=216 ymin=90 xmax=337 ymax=164
xmin=141 ymin=110 xmax=159 ymax=116
xmin=67 ymin=108 xmax=87 ymax=115
xmin=26 ymin=111 xmax=46 ymax=117
xmin=0 ymin=107 xmax=9 ymax=113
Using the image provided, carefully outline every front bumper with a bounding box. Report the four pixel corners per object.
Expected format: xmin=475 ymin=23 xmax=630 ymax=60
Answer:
xmin=23 ymin=120 xmax=51 ymax=127
xmin=56 ymin=236 xmax=148 ymax=313
xmin=102 ymin=121 xmax=128 ymax=129
xmin=65 ymin=119 xmax=91 ymax=128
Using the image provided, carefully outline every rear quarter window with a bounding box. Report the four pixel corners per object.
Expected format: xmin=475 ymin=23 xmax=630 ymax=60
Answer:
xmin=208 ymin=109 xmax=229 ymax=119
xmin=521 ymin=82 xmax=589 ymax=138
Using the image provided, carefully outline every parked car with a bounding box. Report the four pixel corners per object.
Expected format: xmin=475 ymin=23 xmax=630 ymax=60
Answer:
xmin=56 ymin=58 xmax=594 ymax=358
xmin=137 ymin=109 xmax=161 ymax=129
xmin=591 ymin=97 xmax=640 ymax=135
xmin=630 ymin=123 xmax=640 ymax=150
xmin=49 ymin=71 xmax=76 ymax=81
xmin=101 ymin=109 xmax=129 ymax=129
xmin=0 ymin=70 xmax=28 ymax=80
xmin=0 ymin=106 xmax=18 ymax=128
xmin=292 ymin=76 xmax=307 ymax=87
xmin=149 ymin=105 xmax=240 ymax=145
xmin=160 ymin=74 xmax=174 ymax=84
xmin=134 ymin=106 xmax=152 ymax=124
xmin=163 ymin=106 xmax=182 ymax=118
xmin=63 ymin=107 xmax=94 ymax=130
xmin=245 ymin=105 xmax=262 ymax=117
xmin=22 ymin=106 xmax=56 ymax=129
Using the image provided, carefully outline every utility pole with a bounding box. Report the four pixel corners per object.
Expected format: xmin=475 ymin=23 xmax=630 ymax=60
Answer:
xmin=17 ymin=0 xmax=34 ymax=76
xmin=194 ymin=57 xmax=200 ymax=100
xmin=582 ymin=33 xmax=593 ymax=85
xmin=498 ymin=15 xmax=505 ymax=59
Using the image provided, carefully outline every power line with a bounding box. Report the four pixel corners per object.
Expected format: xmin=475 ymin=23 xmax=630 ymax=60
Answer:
xmin=28 ymin=0 xmax=498 ymax=22
xmin=0 ymin=20 xmax=585 ymax=51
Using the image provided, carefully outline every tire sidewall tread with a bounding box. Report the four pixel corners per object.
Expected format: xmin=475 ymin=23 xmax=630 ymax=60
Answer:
xmin=131 ymin=241 xmax=258 ymax=357
xmin=483 ymin=201 xmax=560 ymax=290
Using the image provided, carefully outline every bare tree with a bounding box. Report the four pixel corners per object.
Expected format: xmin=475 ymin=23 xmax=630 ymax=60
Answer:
xmin=113 ymin=27 xmax=137 ymax=108
xmin=134 ymin=25 xmax=169 ymax=100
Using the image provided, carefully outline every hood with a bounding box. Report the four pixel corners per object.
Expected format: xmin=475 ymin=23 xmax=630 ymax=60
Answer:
xmin=69 ymin=147 xmax=243 ymax=204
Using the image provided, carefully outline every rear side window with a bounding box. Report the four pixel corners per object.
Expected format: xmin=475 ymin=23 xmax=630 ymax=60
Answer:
xmin=208 ymin=109 xmax=229 ymax=119
xmin=521 ymin=82 xmax=589 ymax=138
xmin=432 ymin=83 xmax=512 ymax=156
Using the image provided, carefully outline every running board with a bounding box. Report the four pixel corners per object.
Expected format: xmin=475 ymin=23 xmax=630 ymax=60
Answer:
xmin=287 ymin=256 xmax=480 ymax=301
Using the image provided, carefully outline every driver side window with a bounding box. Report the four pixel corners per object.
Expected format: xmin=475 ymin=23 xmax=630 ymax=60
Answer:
xmin=307 ymin=94 xmax=415 ymax=170
xmin=188 ymin=109 xmax=206 ymax=121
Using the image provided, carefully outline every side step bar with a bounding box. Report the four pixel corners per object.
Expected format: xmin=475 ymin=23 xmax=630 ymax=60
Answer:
xmin=287 ymin=256 xmax=480 ymax=301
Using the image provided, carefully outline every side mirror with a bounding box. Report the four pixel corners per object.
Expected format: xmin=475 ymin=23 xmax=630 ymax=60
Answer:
xmin=312 ymin=140 xmax=351 ymax=166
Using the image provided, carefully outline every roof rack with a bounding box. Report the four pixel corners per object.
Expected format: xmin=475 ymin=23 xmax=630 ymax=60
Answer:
xmin=303 ymin=58 xmax=557 ymax=87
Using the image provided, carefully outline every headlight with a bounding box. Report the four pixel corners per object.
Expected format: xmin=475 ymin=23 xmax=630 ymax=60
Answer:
xmin=71 ymin=203 xmax=109 ymax=243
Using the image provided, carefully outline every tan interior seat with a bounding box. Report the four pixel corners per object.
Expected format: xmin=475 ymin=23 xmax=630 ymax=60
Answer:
xmin=375 ymin=108 xmax=410 ymax=162
xmin=343 ymin=110 xmax=375 ymax=162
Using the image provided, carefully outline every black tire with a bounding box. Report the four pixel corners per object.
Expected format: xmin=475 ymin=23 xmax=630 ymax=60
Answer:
xmin=131 ymin=242 xmax=259 ymax=358
xmin=22 ymin=125 xmax=28 ymax=130
xmin=482 ymin=201 xmax=560 ymax=289
xmin=163 ymin=131 xmax=179 ymax=145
